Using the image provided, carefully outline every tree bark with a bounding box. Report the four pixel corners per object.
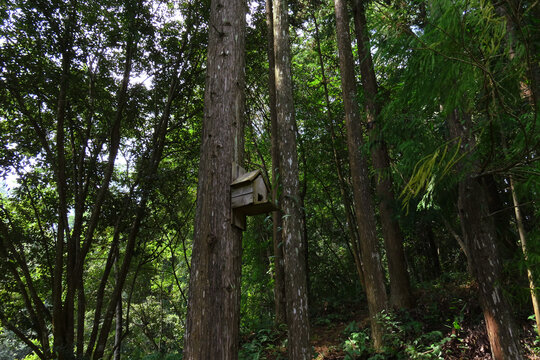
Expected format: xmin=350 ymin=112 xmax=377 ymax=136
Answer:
xmin=447 ymin=109 xmax=522 ymax=360
xmin=483 ymin=175 xmax=518 ymax=259
xmin=351 ymin=0 xmax=413 ymax=309
xmin=183 ymin=0 xmax=246 ymax=359
xmin=52 ymin=8 xmax=74 ymax=358
xmin=272 ymin=0 xmax=311 ymax=358
xmin=91 ymin=12 xmax=189 ymax=358
xmin=510 ymin=176 xmax=540 ymax=334
xmin=333 ymin=0 xmax=388 ymax=349
xmin=497 ymin=0 xmax=539 ymax=113
xmin=491 ymin=0 xmax=540 ymax=333
xmin=415 ymin=217 xmax=441 ymax=281
xmin=114 ymin=246 xmax=122 ymax=360
xmin=265 ymin=0 xmax=287 ymax=327
xmin=312 ymin=11 xmax=365 ymax=289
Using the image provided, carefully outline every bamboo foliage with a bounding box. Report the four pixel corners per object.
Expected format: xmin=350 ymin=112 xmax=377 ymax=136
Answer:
xmin=400 ymin=138 xmax=467 ymax=211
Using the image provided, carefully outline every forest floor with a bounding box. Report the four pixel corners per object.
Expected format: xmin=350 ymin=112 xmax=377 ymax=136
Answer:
xmin=311 ymin=316 xmax=357 ymax=359
xmin=245 ymin=280 xmax=540 ymax=359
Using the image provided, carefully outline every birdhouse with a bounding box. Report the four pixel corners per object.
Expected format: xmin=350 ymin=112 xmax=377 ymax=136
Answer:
xmin=231 ymin=166 xmax=277 ymax=230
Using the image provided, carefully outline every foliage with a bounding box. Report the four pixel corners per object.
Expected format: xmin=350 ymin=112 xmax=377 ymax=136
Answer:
xmin=0 ymin=330 xmax=33 ymax=360
xmin=124 ymin=351 xmax=182 ymax=360
xmin=342 ymin=322 xmax=371 ymax=360
xmin=341 ymin=310 xmax=456 ymax=360
xmin=0 ymin=0 xmax=203 ymax=357
xmin=239 ymin=327 xmax=286 ymax=360
xmin=0 ymin=0 xmax=538 ymax=357
xmin=240 ymin=216 xmax=274 ymax=332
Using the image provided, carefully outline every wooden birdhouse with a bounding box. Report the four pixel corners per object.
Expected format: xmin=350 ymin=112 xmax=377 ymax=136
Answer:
xmin=231 ymin=165 xmax=277 ymax=230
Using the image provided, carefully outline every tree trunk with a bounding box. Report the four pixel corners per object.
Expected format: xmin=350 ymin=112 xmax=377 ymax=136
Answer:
xmin=415 ymin=217 xmax=441 ymax=281
xmin=333 ymin=0 xmax=388 ymax=349
xmin=52 ymin=9 xmax=74 ymax=358
xmin=299 ymin=137 xmax=311 ymax=301
xmin=265 ymin=0 xmax=287 ymax=327
xmin=352 ymin=0 xmax=413 ymax=309
xmin=272 ymin=0 xmax=311 ymax=358
xmin=114 ymin=247 xmax=122 ymax=360
xmin=447 ymin=109 xmax=522 ymax=360
xmin=510 ymin=176 xmax=540 ymax=334
xmin=183 ymin=0 xmax=246 ymax=359
xmin=312 ymin=11 xmax=365 ymax=289
xmin=491 ymin=0 xmax=540 ymax=333
xmin=501 ymin=0 xmax=539 ymax=112
xmin=483 ymin=175 xmax=518 ymax=259
xmin=89 ymin=11 xmax=172 ymax=354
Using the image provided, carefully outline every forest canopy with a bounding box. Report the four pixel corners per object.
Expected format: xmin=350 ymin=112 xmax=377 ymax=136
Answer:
xmin=0 ymin=0 xmax=538 ymax=359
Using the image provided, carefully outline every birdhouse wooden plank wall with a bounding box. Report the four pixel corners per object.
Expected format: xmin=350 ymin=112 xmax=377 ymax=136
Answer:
xmin=231 ymin=164 xmax=277 ymax=230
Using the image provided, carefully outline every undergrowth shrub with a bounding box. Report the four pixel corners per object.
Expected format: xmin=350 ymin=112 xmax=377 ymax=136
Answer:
xmin=342 ymin=310 xmax=455 ymax=359
xmin=239 ymin=326 xmax=287 ymax=360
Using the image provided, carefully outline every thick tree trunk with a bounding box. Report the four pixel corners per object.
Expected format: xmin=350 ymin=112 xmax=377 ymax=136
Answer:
xmin=333 ymin=0 xmax=388 ymax=349
xmin=459 ymin=177 xmax=523 ymax=360
xmin=352 ymin=0 xmax=413 ymax=309
xmin=265 ymin=0 xmax=286 ymax=327
xmin=183 ymin=0 xmax=246 ymax=359
xmin=272 ymin=0 xmax=311 ymax=358
xmin=448 ymin=109 xmax=522 ymax=360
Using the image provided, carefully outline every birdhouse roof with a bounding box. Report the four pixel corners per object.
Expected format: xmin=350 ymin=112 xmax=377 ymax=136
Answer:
xmin=231 ymin=169 xmax=262 ymax=187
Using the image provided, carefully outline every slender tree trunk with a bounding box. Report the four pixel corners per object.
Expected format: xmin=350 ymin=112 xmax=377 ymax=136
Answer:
xmin=183 ymin=0 xmax=246 ymax=358
xmin=0 ymin=224 xmax=51 ymax=359
xmin=52 ymin=10 xmax=73 ymax=359
xmin=76 ymin=278 xmax=85 ymax=358
xmin=415 ymin=217 xmax=441 ymax=280
xmin=265 ymin=0 xmax=286 ymax=326
xmin=114 ymin=247 xmax=122 ymax=360
xmin=81 ymin=3 xmax=142 ymax=355
xmin=272 ymin=0 xmax=310 ymax=358
xmin=447 ymin=109 xmax=522 ymax=360
xmin=85 ymin=24 xmax=139 ymax=359
xmin=492 ymin=0 xmax=540 ymax=333
xmin=352 ymin=0 xmax=413 ymax=309
xmin=298 ymin=127 xmax=311 ymax=300
xmin=333 ymin=0 xmax=388 ymax=349
xmin=510 ymin=176 xmax=540 ymax=334
xmin=500 ymin=0 xmax=539 ymax=112
xmin=483 ymin=175 xmax=518 ymax=259
xmin=425 ymin=227 xmax=441 ymax=280
xmin=91 ymin=22 xmax=180 ymax=359
xmin=312 ymin=12 xmax=365 ymax=288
